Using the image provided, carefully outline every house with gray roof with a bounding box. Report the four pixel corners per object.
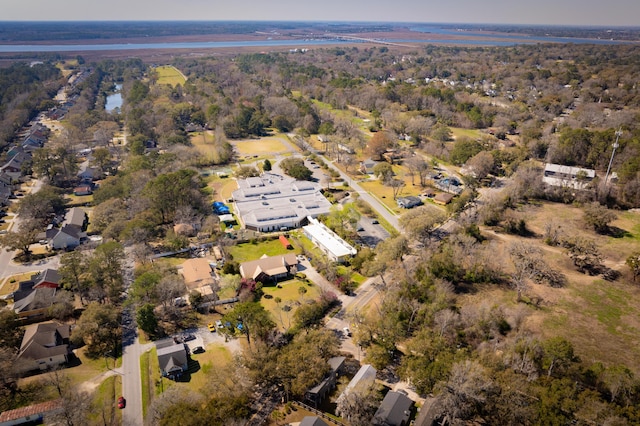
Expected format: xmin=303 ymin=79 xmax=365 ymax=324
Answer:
xmin=372 ymin=391 xmax=414 ymax=426
xmin=156 ymin=339 xmax=188 ymax=379
xmin=50 ymin=225 xmax=82 ymax=250
xmin=49 ymin=208 xmax=87 ymax=250
xmin=16 ymin=322 xmax=70 ymax=371
xmin=339 ymin=364 xmax=377 ymax=400
xmin=13 ymin=287 xmax=57 ymax=321
xmin=300 ymin=417 xmax=329 ymax=426
xmin=543 ymin=163 xmax=596 ymax=190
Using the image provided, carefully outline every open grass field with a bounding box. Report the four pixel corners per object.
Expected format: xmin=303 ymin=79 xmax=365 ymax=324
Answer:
xmin=154 ymin=65 xmax=186 ymax=87
xmin=474 ymin=202 xmax=640 ymax=374
xmin=234 ymin=137 xmax=291 ymax=156
xmin=227 ymin=239 xmax=299 ymax=263
xmin=311 ymin=99 xmax=373 ymax=136
xmin=450 ymin=127 xmax=484 ymax=140
xmin=88 ymin=374 xmax=122 ymax=425
xmin=261 ymin=279 xmax=321 ymax=331
xmin=189 ymin=131 xmax=234 ymax=165
xmin=207 ymin=174 xmax=238 ymax=203
xmin=141 ymin=342 xmax=234 ymax=416
xmin=358 ymin=178 xmax=424 ymax=214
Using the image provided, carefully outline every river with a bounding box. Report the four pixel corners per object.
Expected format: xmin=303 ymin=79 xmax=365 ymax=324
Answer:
xmin=0 ymin=31 xmax=634 ymax=53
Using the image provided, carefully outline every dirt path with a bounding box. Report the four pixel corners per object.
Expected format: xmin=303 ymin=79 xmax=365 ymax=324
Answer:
xmin=78 ymin=369 xmax=118 ymax=394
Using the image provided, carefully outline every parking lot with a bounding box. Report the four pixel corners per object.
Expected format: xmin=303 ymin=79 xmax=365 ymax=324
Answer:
xmin=355 ymin=216 xmax=390 ymax=248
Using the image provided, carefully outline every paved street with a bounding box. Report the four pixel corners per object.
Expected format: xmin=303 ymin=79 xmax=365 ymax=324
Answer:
xmin=121 ymin=314 xmax=149 ymax=426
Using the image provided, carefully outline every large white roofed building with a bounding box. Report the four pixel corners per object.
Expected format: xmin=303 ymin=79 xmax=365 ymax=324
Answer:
xmin=232 ymin=173 xmax=332 ymax=232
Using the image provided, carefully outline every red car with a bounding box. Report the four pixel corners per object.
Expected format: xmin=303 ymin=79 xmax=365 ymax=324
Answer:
xmin=117 ymin=396 xmax=126 ymax=409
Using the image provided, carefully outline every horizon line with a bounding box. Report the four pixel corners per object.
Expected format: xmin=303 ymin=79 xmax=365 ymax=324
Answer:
xmin=0 ymin=20 xmax=639 ymax=29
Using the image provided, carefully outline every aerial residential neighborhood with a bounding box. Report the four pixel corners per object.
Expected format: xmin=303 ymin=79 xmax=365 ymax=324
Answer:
xmin=0 ymin=18 xmax=639 ymax=426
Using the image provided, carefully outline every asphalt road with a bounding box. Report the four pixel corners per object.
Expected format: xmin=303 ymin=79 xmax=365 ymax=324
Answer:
xmin=121 ymin=310 xmax=147 ymax=426
xmin=120 ymin=249 xmax=147 ymax=426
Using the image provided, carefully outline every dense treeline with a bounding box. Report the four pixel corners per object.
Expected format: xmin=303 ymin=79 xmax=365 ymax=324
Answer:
xmin=0 ymin=62 xmax=62 ymax=149
xmin=140 ymin=43 xmax=640 ymax=207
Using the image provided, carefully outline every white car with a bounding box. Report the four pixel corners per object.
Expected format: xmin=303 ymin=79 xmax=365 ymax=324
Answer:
xmin=343 ymin=327 xmax=351 ymax=337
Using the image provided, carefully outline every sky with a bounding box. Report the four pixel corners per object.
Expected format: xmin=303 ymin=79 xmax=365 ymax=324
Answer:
xmin=3 ymin=0 xmax=640 ymax=26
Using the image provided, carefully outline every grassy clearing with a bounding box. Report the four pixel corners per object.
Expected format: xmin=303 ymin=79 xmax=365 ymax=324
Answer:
xmin=208 ymin=175 xmax=238 ymax=203
xmin=543 ymin=278 xmax=640 ymax=373
xmin=311 ymin=99 xmax=373 ymax=134
xmin=234 ymin=138 xmax=290 ymax=156
xmin=450 ymin=127 xmax=483 ymax=140
xmin=261 ymin=279 xmax=321 ymax=331
xmin=189 ymin=131 xmax=232 ymax=165
xmin=227 ymin=239 xmax=298 ymax=263
xmin=183 ymin=344 xmax=233 ymax=391
xmin=88 ymin=374 xmax=122 ymax=425
xmin=358 ymin=177 xmax=423 ymax=214
xmin=481 ymin=201 xmax=640 ymax=374
xmin=154 ymin=65 xmax=186 ymax=87
xmin=144 ymin=343 xmax=233 ymax=400
xmin=140 ymin=346 xmax=158 ymax=418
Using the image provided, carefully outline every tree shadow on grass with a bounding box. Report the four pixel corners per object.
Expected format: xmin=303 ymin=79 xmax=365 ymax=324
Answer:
xmin=606 ymin=225 xmax=632 ymax=239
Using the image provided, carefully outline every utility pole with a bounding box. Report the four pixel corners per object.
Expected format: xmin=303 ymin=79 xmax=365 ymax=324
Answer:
xmin=605 ymin=128 xmax=622 ymax=184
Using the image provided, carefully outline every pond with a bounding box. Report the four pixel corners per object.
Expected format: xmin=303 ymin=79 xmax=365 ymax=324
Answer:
xmin=105 ymin=84 xmax=123 ymax=113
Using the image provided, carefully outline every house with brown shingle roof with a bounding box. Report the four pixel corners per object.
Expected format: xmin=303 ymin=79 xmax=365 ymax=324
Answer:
xmin=16 ymin=322 xmax=71 ymax=371
xmin=180 ymin=258 xmax=215 ymax=290
xmin=239 ymin=253 xmax=298 ymax=283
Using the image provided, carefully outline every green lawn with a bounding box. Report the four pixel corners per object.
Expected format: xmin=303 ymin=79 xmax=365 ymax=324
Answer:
xmin=544 ymin=278 xmax=640 ymax=374
xmin=154 ymin=65 xmax=187 ymax=87
xmin=450 ymin=127 xmax=483 ymax=140
xmin=311 ymin=99 xmax=373 ymax=134
xmin=261 ymin=278 xmax=321 ymax=331
xmin=142 ymin=342 xmax=233 ymax=408
xmin=140 ymin=347 xmax=158 ymax=419
xmin=234 ymin=138 xmax=290 ymax=156
xmin=88 ymin=374 xmax=122 ymax=425
xmin=190 ymin=131 xmax=232 ymax=165
xmin=183 ymin=344 xmax=233 ymax=391
xmin=227 ymin=239 xmax=298 ymax=263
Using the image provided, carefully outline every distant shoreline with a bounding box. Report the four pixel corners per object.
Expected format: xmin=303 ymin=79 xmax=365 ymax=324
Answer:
xmin=0 ymin=22 xmax=636 ymax=63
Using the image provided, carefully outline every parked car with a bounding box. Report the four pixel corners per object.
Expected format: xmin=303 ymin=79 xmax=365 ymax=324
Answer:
xmin=207 ymin=323 xmax=216 ymax=332
xmin=117 ymin=396 xmax=126 ymax=409
xmin=343 ymin=327 xmax=352 ymax=337
xmin=215 ymin=320 xmax=224 ymax=329
xmin=372 ymin=219 xmax=379 ymax=224
xmin=192 ymin=346 xmax=205 ymax=354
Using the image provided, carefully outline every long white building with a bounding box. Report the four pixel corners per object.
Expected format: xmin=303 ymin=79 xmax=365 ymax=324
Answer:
xmin=303 ymin=217 xmax=357 ymax=263
xmin=543 ymin=163 xmax=596 ymax=190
